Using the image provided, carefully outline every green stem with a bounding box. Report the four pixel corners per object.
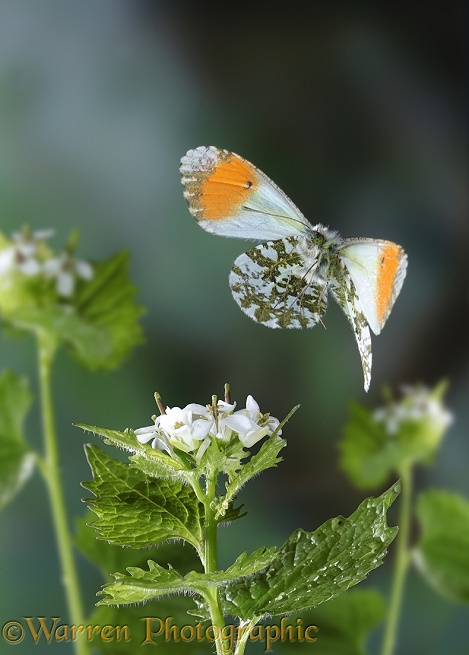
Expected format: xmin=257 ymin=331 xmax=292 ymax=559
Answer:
xmin=205 ymin=475 xmax=218 ymax=573
xmin=205 ymin=587 xmax=231 ymax=655
xmin=234 ymin=618 xmax=260 ymax=655
xmin=204 ymin=474 xmax=231 ymax=655
xmin=381 ymin=466 xmax=413 ymax=655
xmin=188 ymin=473 xmax=207 ymax=506
xmin=37 ymin=331 xmax=88 ymax=655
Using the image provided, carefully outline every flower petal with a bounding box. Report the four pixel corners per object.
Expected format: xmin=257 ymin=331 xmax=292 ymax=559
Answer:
xmin=223 ymin=414 xmax=253 ymax=436
xmin=75 ymin=260 xmax=94 ymax=280
xmin=267 ymin=417 xmax=281 ymax=434
xmin=245 ymin=395 xmax=260 ymax=416
xmin=134 ymin=424 xmax=157 ymax=435
xmin=239 ymin=427 xmax=269 ymax=448
xmin=135 ymin=430 xmax=158 ymax=444
xmin=184 ymin=403 xmax=211 ymax=418
xmin=0 ymin=249 xmax=14 ymax=273
xmin=217 ymin=400 xmax=236 ymax=415
xmin=191 ymin=418 xmax=214 ymax=440
xmin=56 ymin=271 xmax=75 ymax=297
xmin=43 ymin=258 xmax=62 ymax=275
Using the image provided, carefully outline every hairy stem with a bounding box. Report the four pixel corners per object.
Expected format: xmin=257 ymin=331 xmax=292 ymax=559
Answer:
xmin=37 ymin=331 xmax=88 ymax=655
xmin=204 ymin=473 xmax=231 ymax=655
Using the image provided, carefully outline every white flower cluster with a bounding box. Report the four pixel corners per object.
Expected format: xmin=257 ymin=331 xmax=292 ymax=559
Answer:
xmin=0 ymin=229 xmax=93 ymax=297
xmin=135 ymin=395 xmax=281 ymax=461
xmin=373 ymin=384 xmax=453 ymax=435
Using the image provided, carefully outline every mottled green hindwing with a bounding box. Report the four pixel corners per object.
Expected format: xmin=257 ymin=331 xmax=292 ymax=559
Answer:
xmin=229 ymin=237 xmax=327 ymax=329
xmin=329 ymin=255 xmax=372 ymax=391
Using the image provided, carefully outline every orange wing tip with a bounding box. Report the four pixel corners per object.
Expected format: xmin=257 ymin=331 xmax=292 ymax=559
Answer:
xmin=181 ymin=146 xmax=258 ymax=223
xmin=376 ymin=244 xmax=407 ymax=329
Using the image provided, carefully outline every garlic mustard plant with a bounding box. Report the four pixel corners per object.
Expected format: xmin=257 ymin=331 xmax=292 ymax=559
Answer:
xmin=338 ymin=381 xmax=462 ymax=655
xmin=0 ymin=227 xmax=143 ymax=655
xmin=80 ymin=385 xmax=399 ymax=655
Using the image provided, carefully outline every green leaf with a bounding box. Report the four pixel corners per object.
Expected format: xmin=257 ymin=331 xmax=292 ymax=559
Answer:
xmin=97 ymin=560 xmax=186 ymax=605
xmin=129 ymin=452 xmax=190 ymax=481
xmin=82 ymin=445 xmax=204 ymax=554
xmin=197 ymin=436 xmax=248 ymax=481
xmin=223 ymin=546 xmax=278 ymax=579
xmin=76 ymin=423 xmax=188 ymax=479
xmin=12 ymin=304 xmax=109 ymax=356
xmin=10 ymin=251 xmax=144 ymax=370
xmin=339 ymin=384 xmax=450 ymax=490
xmin=213 ymin=406 xmax=297 ymax=521
xmin=285 ymin=589 xmax=386 ymax=654
xmin=76 ymin=511 xmax=204 ymax=648
xmin=0 ymin=231 xmax=9 ymax=248
xmin=0 ymin=370 xmax=35 ymax=509
xmin=98 ymin=546 xmax=278 ymax=607
xmin=339 ymin=403 xmax=393 ymax=489
xmin=414 ymin=489 xmax=469 ymax=604
xmin=74 ymin=251 xmax=144 ymax=369
xmin=216 ymin=483 xmax=399 ymax=620
xmin=218 ymin=499 xmax=246 ymax=525
xmin=75 ymin=512 xmax=201 ymax=577
xmin=76 ymin=424 xmax=141 ymax=452
xmin=214 ymin=433 xmax=287 ymax=521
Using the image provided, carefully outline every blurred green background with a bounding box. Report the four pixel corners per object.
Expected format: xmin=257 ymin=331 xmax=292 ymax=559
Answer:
xmin=0 ymin=1 xmax=467 ymax=653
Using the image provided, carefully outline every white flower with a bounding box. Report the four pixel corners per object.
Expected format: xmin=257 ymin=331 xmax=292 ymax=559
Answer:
xmin=43 ymin=252 xmax=93 ymax=297
xmin=373 ymin=405 xmax=405 ymax=435
xmin=222 ymin=395 xmax=281 ymax=447
xmin=134 ymin=422 xmax=169 ymax=452
xmin=158 ymin=405 xmax=214 ymax=453
xmin=373 ymin=384 xmax=453 ymax=435
xmin=0 ymin=228 xmax=53 ymax=280
xmin=134 ymin=393 xmax=281 ymax=458
xmin=0 ymin=228 xmax=93 ymax=298
xmin=135 ymin=404 xmax=213 ymax=455
xmin=203 ymin=400 xmax=235 ymax=442
xmin=399 ymin=385 xmax=453 ymax=428
xmin=11 ymin=228 xmax=54 ymax=243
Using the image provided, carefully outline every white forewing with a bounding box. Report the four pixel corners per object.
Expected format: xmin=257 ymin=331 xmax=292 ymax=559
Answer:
xmin=180 ymin=146 xmax=312 ymax=241
xmin=236 ymin=164 xmax=312 ymax=240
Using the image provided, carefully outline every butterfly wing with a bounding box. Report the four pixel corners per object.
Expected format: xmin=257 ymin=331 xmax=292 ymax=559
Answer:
xmin=338 ymin=239 xmax=407 ymax=335
xmin=329 ymin=257 xmax=373 ymax=391
xmin=180 ymin=147 xmax=407 ymax=391
xmin=180 ymin=146 xmax=313 ymax=240
xmin=229 ymin=236 xmax=328 ymax=329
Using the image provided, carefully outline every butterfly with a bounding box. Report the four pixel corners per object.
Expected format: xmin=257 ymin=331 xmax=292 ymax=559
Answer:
xmin=180 ymin=146 xmax=407 ymax=391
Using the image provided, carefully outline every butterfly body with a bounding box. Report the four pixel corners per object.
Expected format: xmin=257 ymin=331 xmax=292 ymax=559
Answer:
xmin=180 ymin=146 xmax=407 ymax=391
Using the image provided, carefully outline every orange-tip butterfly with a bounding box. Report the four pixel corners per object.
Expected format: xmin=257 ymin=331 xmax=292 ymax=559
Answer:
xmin=180 ymin=146 xmax=407 ymax=391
